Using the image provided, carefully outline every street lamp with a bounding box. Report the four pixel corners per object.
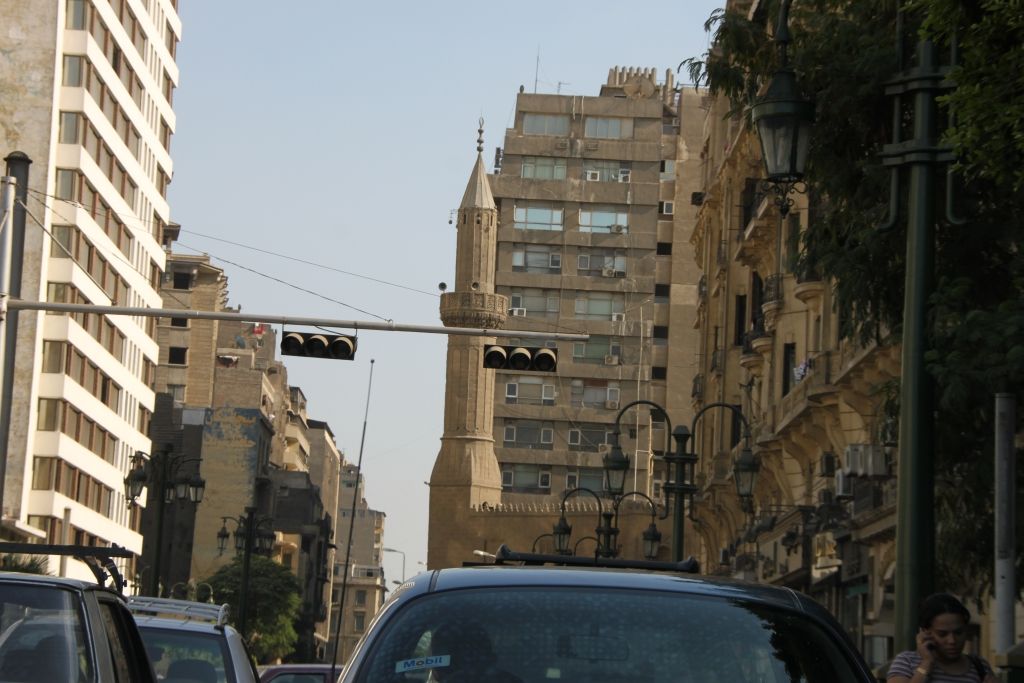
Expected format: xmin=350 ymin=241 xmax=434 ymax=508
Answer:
xmin=215 ymin=507 xmax=275 ymax=637
xmin=553 ymin=485 xmax=663 ymax=561
xmin=382 ymin=547 xmax=406 ymax=583
xmin=609 ymin=400 xmax=697 ymax=561
xmin=125 ymin=445 xmax=205 ymax=596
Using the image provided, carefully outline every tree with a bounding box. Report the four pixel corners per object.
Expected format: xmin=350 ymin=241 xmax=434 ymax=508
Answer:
xmin=683 ymin=0 xmax=1024 ymax=598
xmin=0 ymin=555 xmax=49 ymax=574
xmin=203 ymin=556 xmax=301 ymax=662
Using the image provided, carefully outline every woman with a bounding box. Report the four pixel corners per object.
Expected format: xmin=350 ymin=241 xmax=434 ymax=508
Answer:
xmin=888 ymin=593 xmax=997 ymax=683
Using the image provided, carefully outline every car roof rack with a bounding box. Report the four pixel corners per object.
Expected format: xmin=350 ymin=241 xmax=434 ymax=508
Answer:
xmin=127 ymin=596 xmax=230 ymax=627
xmin=487 ymin=544 xmax=700 ymax=573
xmin=0 ymin=542 xmax=133 ymax=594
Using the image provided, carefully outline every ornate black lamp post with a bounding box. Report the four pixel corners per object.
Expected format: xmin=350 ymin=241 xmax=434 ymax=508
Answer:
xmin=216 ymin=507 xmax=275 ymax=637
xmin=124 ymin=445 xmax=205 ymax=596
xmin=551 ymin=486 xmax=662 ymax=561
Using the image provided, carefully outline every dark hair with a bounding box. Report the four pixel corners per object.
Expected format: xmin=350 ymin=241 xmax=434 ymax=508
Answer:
xmin=918 ymin=593 xmax=971 ymax=629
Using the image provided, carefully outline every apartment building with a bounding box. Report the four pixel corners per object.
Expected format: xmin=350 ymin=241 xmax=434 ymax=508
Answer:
xmin=0 ymin=0 xmax=181 ymax=581
xmin=686 ymin=2 xmax=901 ymax=666
xmin=488 ymin=68 xmax=703 ymax=509
xmin=330 ymin=462 xmax=386 ymax=664
xmin=428 ymin=69 xmax=705 ymax=567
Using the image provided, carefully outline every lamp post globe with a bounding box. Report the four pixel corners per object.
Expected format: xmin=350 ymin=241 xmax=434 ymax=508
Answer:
xmin=602 ymin=440 xmax=630 ymax=496
xmin=733 ymin=446 xmax=761 ymax=502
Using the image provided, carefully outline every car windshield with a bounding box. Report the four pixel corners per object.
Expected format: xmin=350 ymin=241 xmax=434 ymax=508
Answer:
xmin=137 ymin=626 xmax=233 ymax=683
xmin=0 ymin=582 xmax=93 ymax=683
xmin=354 ymin=586 xmax=861 ymax=683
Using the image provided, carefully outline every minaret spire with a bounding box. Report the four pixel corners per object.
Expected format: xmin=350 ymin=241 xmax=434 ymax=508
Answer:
xmin=477 ymin=117 xmax=484 ymax=153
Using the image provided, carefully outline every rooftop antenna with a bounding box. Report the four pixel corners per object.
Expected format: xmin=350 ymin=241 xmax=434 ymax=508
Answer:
xmin=557 ymin=81 xmax=570 ymax=94
xmin=534 ymin=46 xmax=540 ymax=93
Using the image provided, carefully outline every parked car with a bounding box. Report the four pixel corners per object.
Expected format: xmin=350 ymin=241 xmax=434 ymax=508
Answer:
xmin=340 ymin=548 xmax=875 ymax=683
xmin=259 ymin=662 xmax=343 ymax=683
xmin=0 ymin=570 xmax=156 ymax=682
xmin=128 ymin=596 xmax=259 ymax=683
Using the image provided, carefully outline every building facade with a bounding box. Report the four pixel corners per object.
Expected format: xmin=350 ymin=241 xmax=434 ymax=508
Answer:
xmin=429 ymin=69 xmax=705 ymax=567
xmin=0 ymin=0 xmax=181 ymax=582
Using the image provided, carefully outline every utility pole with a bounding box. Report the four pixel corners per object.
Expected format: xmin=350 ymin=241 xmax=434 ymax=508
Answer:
xmin=0 ymin=152 xmax=30 ymax=522
xmin=994 ymin=393 xmax=1016 ymax=655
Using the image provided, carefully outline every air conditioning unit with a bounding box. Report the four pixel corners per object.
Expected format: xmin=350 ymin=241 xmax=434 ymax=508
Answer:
xmin=508 ymin=308 xmax=527 ymax=317
xmin=604 ymin=354 xmax=620 ymax=366
xmin=610 ymin=312 xmax=625 ymax=322
xmin=601 ymin=266 xmax=616 ymax=277
xmin=843 ymin=444 xmax=865 ymax=477
xmin=619 ymin=170 xmax=631 ymax=183
xmin=863 ymin=444 xmax=888 ymax=478
xmin=585 ymin=170 xmax=602 ymax=182
xmin=611 ymin=224 xmax=625 ymax=234
xmin=605 ymin=400 xmax=620 ymax=410
xmin=834 ymin=471 xmax=853 ymax=499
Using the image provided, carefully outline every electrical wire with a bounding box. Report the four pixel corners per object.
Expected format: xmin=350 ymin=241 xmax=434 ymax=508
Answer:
xmin=179 ymin=228 xmax=439 ymax=298
xmin=174 ymin=241 xmax=392 ymax=322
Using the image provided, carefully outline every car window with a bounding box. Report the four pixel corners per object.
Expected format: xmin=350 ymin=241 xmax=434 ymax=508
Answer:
xmin=99 ymin=599 xmax=150 ymax=682
xmin=266 ymin=675 xmax=325 ymax=683
xmin=137 ymin=626 xmax=232 ymax=683
xmin=353 ymin=587 xmax=862 ymax=683
xmin=0 ymin=582 xmax=93 ymax=682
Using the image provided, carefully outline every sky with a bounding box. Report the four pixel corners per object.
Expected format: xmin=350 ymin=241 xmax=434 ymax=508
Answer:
xmin=168 ymin=0 xmax=724 ymax=586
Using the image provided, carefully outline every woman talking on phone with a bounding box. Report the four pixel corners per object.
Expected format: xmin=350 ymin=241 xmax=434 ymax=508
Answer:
xmin=888 ymin=593 xmax=997 ymax=683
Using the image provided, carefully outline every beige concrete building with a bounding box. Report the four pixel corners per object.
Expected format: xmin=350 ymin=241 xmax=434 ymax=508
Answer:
xmin=0 ymin=0 xmax=180 ymax=582
xmin=429 ymin=69 xmax=706 ymax=568
xmin=330 ymin=462 xmax=386 ymax=664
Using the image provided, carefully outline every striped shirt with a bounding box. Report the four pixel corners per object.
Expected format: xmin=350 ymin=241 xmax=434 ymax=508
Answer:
xmin=887 ymin=651 xmax=993 ymax=682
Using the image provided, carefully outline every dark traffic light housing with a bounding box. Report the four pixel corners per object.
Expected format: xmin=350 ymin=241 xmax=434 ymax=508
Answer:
xmin=483 ymin=345 xmax=557 ymax=372
xmin=280 ymin=330 xmax=357 ymax=360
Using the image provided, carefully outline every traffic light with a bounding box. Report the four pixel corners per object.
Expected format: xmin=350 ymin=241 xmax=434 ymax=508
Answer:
xmin=280 ymin=330 xmax=357 ymax=360
xmin=483 ymin=345 xmax=557 ymax=372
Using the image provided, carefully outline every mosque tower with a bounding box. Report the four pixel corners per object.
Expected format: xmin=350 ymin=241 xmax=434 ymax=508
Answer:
xmin=428 ymin=123 xmax=508 ymax=567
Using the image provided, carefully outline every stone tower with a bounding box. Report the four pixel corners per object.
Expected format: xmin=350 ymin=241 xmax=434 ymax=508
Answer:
xmin=428 ymin=124 xmax=508 ymax=567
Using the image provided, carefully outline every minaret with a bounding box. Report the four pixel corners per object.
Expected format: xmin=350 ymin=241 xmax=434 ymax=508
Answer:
xmin=428 ymin=122 xmax=508 ymax=568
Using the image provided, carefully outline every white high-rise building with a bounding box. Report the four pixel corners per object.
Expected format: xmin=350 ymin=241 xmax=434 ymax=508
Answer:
xmin=0 ymin=0 xmax=180 ymax=580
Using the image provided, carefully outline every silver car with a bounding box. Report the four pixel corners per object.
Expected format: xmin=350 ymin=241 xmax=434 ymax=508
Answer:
xmin=128 ymin=596 xmax=259 ymax=683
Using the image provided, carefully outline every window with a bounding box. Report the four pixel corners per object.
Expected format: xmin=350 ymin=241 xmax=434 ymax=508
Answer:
xmin=574 ymin=292 xmax=625 ymax=320
xmin=579 ymin=206 xmax=628 ymax=234
xmin=502 ymin=420 xmax=555 ymax=450
xmin=582 ymin=161 xmax=630 ymax=182
xmin=511 ymin=244 xmax=562 ymax=273
xmin=584 ymin=117 xmax=633 ymax=139
xmin=172 ymin=271 xmax=192 ymax=289
xmin=652 ymin=366 xmax=667 ymax=380
xmin=521 ymin=156 xmax=566 ymax=180
xmin=168 ymin=347 xmax=187 ymax=365
xmin=577 ymin=249 xmax=626 ymax=275
xmin=567 ymin=424 xmax=613 ymax=452
xmin=734 ymin=295 xmax=748 ymax=346
xmin=566 ymin=472 xmax=578 ymax=489
xmin=782 ymin=343 xmax=797 ymax=396
xmin=55 ymin=169 xmax=78 ymax=201
xmin=41 ymin=341 xmax=64 ymax=373
xmin=503 ymin=425 xmax=516 ymax=443
xmin=62 ymin=55 xmax=84 ymax=86
xmin=168 ymin=385 xmax=185 ymax=402
xmin=653 ymin=325 xmax=669 ymax=346
xmin=538 ymin=471 xmax=551 ymax=489
xmin=170 ymin=317 xmax=188 ymax=328
xmin=523 ymin=114 xmax=569 ymax=136
xmin=66 ymin=0 xmax=88 ymax=28
xmin=654 ymin=284 xmax=670 ymax=303
xmin=660 ymin=160 xmax=676 ymax=181
xmin=38 ymin=398 xmax=61 ymax=431
xmin=501 ymin=469 xmax=514 ymax=487
xmin=513 ymin=204 xmax=563 ymax=231
xmin=508 ymin=288 xmax=561 ymax=318
xmin=58 ymin=112 xmax=80 ymax=144
xmin=356 ymin=590 xmax=367 ymax=606
xmin=656 ymin=242 xmax=673 ymax=255
xmin=659 ymin=201 xmax=674 ymax=215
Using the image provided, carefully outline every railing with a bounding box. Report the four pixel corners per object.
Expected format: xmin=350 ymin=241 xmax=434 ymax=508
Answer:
xmin=710 ymin=349 xmax=723 ymax=374
xmin=742 ymin=315 xmax=768 ymax=354
xmin=698 ymin=274 xmax=708 ymax=302
xmin=691 ymin=374 xmax=704 ymax=400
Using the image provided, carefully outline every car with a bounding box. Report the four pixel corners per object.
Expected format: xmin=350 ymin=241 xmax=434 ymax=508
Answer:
xmin=339 ymin=547 xmax=876 ymax=683
xmin=0 ymin=569 xmax=156 ymax=682
xmin=258 ymin=662 xmax=343 ymax=683
xmin=128 ymin=596 xmax=259 ymax=683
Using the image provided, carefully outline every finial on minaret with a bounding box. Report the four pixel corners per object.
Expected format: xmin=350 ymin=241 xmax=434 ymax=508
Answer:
xmin=477 ymin=118 xmax=484 ymax=153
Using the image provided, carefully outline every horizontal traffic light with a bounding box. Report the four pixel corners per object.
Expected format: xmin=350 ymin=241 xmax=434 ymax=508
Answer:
xmin=483 ymin=345 xmax=557 ymax=372
xmin=280 ymin=330 xmax=357 ymax=360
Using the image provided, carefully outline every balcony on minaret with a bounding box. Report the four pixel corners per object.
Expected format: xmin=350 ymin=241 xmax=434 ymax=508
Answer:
xmin=440 ymin=291 xmax=509 ymax=329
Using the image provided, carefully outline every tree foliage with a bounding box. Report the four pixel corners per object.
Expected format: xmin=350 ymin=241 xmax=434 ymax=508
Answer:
xmin=203 ymin=556 xmax=301 ymax=663
xmin=684 ymin=0 xmax=1024 ymax=598
xmin=0 ymin=555 xmax=49 ymax=574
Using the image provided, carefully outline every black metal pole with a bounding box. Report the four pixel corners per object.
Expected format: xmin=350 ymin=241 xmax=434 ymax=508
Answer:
xmin=148 ymin=451 xmax=171 ymax=596
xmin=238 ymin=506 xmax=256 ymax=638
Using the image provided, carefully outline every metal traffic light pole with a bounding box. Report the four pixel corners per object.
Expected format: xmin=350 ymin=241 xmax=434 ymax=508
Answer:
xmin=4 ymin=299 xmax=590 ymax=342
